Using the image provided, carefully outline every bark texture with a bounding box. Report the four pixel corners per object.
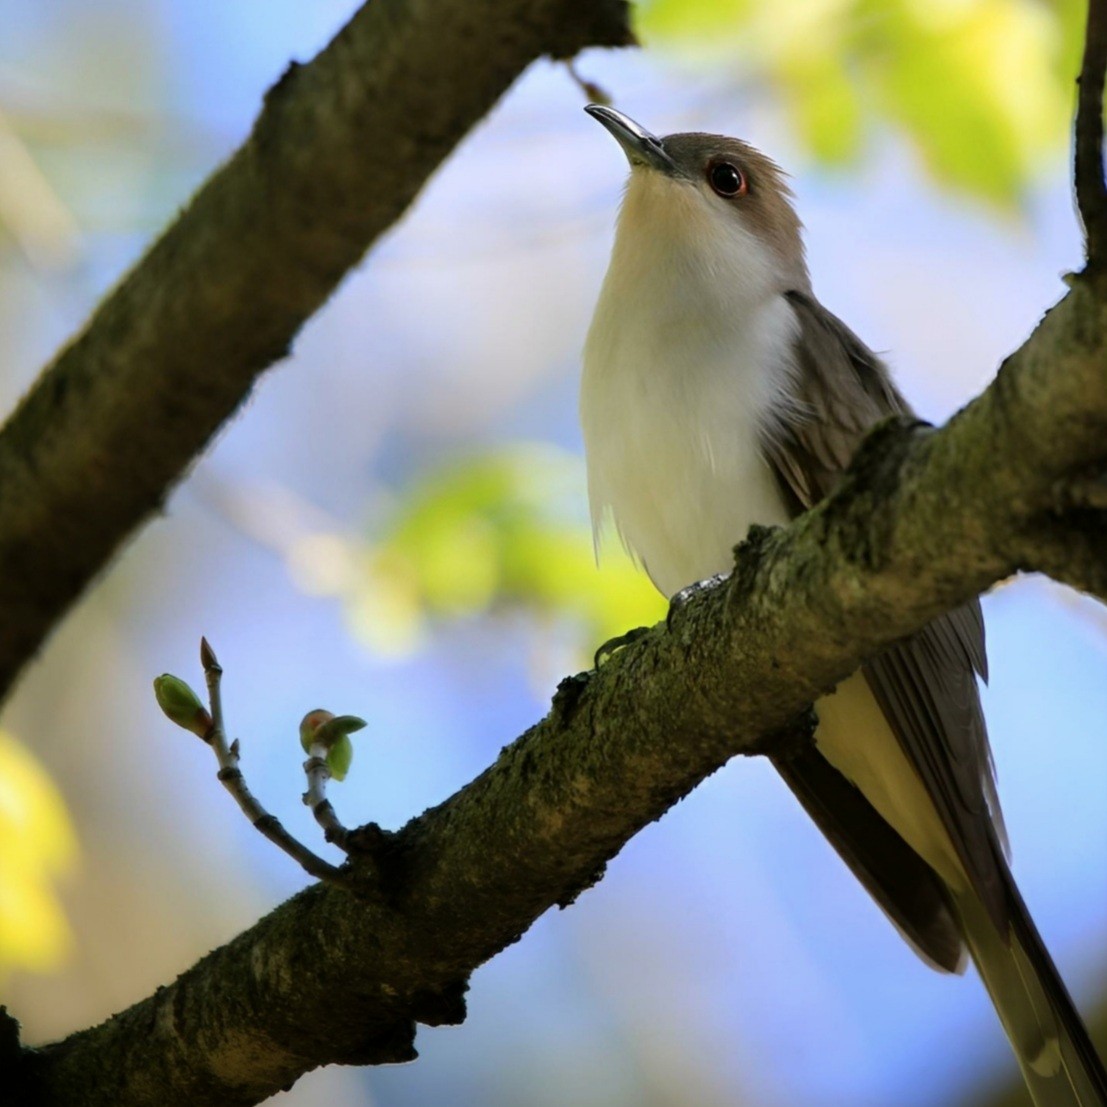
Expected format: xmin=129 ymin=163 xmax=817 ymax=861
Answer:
xmin=0 ymin=0 xmax=632 ymax=702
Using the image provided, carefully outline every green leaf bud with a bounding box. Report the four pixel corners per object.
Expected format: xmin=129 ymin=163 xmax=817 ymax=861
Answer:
xmin=154 ymin=674 xmax=212 ymax=739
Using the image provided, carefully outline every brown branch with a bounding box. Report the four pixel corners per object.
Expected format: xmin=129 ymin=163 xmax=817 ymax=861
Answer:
xmin=0 ymin=0 xmax=633 ymax=706
xmin=17 ymin=271 xmax=1107 ymax=1107
xmin=1076 ymin=0 xmax=1107 ymax=267
xmin=303 ymin=750 xmax=352 ymax=852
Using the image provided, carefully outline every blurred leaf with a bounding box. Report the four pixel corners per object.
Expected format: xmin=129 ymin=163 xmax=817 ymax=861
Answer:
xmin=0 ymin=730 xmax=77 ymax=974
xmin=638 ymin=0 xmax=1071 ymax=203
xmin=644 ymin=0 xmax=754 ymax=38
xmin=349 ymin=447 xmax=665 ymax=660
xmin=863 ymin=0 xmax=1065 ymax=203
xmin=782 ymin=44 xmax=865 ymax=165
xmin=1051 ymin=0 xmax=1090 ymax=83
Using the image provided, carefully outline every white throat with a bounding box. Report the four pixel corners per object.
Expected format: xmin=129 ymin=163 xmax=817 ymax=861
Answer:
xmin=580 ymin=171 xmax=798 ymax=596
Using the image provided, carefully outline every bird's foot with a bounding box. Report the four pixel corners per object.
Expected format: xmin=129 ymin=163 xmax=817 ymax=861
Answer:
xmin=594 ymin=626 xmax=651 ymax=669
xmin=666 ymin=573 xmax=730 ymax=630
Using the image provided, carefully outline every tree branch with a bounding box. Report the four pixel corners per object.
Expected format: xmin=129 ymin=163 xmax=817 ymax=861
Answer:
xmin=17 ymin=272 xmax=1107 ymax=1106
xmin=1076 ymin=0 xmax=1107 ymax=267
xmin=0 ymin=0 xmax=633 ymax=705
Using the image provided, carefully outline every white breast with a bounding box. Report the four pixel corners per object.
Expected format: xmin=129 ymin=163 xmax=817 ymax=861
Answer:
xmin=580 ymin=173 xmax=796 ymax=597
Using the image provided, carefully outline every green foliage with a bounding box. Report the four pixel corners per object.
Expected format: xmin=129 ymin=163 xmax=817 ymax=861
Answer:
xmin=0 ymin=730 xmax=76 ymax=975
xmin=639 ymin=0 xmax=1080 ymax=203
xmin=644 ymin=0 xmax=753 ymax=38
xmin=349 ymin=447 xmax=665 ymax=660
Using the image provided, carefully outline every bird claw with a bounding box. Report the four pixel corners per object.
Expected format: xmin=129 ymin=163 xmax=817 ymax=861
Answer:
xmin=594 ymin=626 xmax=651 ymax=669
xmin=666 ymin=573 xmax=730 ymax=630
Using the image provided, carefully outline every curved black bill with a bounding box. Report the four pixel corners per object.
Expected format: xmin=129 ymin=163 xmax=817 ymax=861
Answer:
xmin=584 ymin=104 xmax=676 ymax=174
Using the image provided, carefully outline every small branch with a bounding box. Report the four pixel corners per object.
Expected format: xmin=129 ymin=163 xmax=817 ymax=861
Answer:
xmin=1076 ymin=0 xmax=1107 ymax=267
xmin=198 ymin=639 xmax=349 ymax=886
xmin=564 ymin=59 xmax=612 ymax=106
xmin=304 ymin=743 xmax=351 ymax=852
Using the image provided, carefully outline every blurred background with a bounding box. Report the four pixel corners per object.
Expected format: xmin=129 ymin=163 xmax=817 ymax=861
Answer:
xmin=0 ymin=1 xmax=1104 ymax=1105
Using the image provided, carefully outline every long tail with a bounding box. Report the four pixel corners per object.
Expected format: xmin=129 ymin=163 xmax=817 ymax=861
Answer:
xmin=954 ymin=871 xmax=1107 ymax=1107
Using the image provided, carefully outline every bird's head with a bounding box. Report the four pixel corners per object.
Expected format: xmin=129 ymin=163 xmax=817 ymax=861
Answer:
xmin=585 ymin=104 xmax=808 ymax=297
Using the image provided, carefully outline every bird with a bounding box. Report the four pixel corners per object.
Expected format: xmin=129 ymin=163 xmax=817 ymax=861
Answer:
xmin=579 ymin=103 xmax=1107 ymax=1107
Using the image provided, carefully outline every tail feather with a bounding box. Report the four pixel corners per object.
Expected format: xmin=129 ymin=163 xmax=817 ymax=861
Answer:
xmin=955 ymin=876 xmax=1107 ymax=1107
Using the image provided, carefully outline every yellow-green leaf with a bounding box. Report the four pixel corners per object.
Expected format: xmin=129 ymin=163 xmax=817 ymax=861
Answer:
xmin=638 ymin=0 xmax=1070 ymax=204
xmin=0 ymin=730 xmax=77 ymax=974
xmin=350 ymin=447 xmax=665 ymax=660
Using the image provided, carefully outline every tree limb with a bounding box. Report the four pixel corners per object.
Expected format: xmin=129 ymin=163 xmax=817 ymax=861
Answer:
xmin=0 ymin=0 xmax=633 ymax=705
xmin=17 ymin=272 xmax=1107 ymax=1106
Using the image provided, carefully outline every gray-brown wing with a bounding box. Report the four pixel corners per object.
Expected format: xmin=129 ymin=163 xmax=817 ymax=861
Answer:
xmin=767 ymin=290 xmax=1009 ymax=928
xmin=773 ymin=741 xmax=965 ymax=971
xmin=767 ymin=291 xmax=907 ymax=510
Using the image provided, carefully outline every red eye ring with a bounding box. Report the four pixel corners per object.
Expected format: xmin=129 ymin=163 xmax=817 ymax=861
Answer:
xmin=708 ymin=161 xmax=747 ymax=198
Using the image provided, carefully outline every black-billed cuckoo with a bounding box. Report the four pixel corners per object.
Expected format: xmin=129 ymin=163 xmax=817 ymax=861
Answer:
xmin=579 ymin=104 xmax=1107 ymax=1107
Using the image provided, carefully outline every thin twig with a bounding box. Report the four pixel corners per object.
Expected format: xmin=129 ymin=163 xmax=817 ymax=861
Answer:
xmin=199 ymin=638 xmax=349 ymax=885
xmin=1075 ymin=0 xmax=1107 ymax=267
xmin=563 ymin=59 xmax=612 ymax=106
xmin=303 ymin=743 xmax=351 ymax=852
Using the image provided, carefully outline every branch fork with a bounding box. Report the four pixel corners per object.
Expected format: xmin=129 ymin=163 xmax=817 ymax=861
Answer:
xmin=153 ymin=639 xmax=367 ymax=886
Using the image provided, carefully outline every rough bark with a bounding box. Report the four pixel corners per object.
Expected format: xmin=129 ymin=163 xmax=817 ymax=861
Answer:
xmin=0 ymin=0 xmax=633 ymax=704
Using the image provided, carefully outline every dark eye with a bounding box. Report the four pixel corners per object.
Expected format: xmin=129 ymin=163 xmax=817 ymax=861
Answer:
xmin=708 ymin=162 xmax=746 ymax=198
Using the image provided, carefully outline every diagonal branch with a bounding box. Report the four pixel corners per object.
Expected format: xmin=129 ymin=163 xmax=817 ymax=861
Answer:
xmin=0 ymin=0 xmax=633 ymax=706
xmin=1076 ymin=0 xmax=1107 ymax=267
xmin=17 ymin=273 xmax=1107 ymax=1107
